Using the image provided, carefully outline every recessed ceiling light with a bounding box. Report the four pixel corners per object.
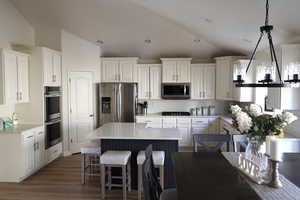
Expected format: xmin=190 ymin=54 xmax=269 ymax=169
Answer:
xmin=193 ymin=39 xmax=201 ymax=43
xmin=204 ymin=18 xmax=213 ymax=23
xmin=96 ymin=40 xmax=104 ymax=45
xmin=242 ymin=38 xmax=252 ymax=43
xmin=144 ymin=39 xmax=152 ymax=44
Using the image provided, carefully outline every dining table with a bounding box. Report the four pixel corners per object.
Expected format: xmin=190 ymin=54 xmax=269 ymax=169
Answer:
xmin=173 ymin=152 xmax=300 ymax=200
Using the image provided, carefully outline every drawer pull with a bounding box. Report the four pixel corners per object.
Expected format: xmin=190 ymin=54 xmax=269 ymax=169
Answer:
xmin=26 ymin=135 xmax=33 ymax=139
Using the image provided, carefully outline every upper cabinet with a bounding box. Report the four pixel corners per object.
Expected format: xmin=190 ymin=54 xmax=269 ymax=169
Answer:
xmin=0 ymin=49 xmax=30 ymax=104
xmin=137 ymin=64 xmax=161 ymax=100
xmin=161 ymin=58 xmax=192 ymax=83
xmin=215 ymin=56 xmax=246 ymax=101
xmin=101 ymin=57 xmax=138 ymax=83
xmin=191 ymin=64 xmax=215 ymax=100
xmin=42 ymin=47 xmax=61 ymax=86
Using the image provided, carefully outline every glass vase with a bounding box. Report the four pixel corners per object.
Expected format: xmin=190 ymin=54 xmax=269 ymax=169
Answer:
xmin=245 ymin=137 xmax=269 ymax=177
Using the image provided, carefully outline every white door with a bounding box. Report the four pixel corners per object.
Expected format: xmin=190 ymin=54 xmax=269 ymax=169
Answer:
xmin=4 ymin=51 xmax=18 ymax=104
xmin=43 ymin=48 xmax=54 ymax=86
xmin=119 ymin=61 xmax=135 ymax=82
xmin=162 ymin=61 xmax=177 ymax=83
xmin=23 ymin=133 xmax=35 ymax=176
xmin=69 ymin=72 xmax=94 ymax=154
xmin=149 ymin=65 xmax=161 ymax=99
xmin=17 ymin=54 xmax=29 ymax=103
xmin=138 ymin=65 xmax=150 ymax=99
xmin=176 ymin=61 xmax=190 ymax=83
xmin=35 ymin=129 xmax=45 ymax=169
xmin=102 ymin=60 xmax=119 ymax=82
xmin=52 ymin=53 xmax=61 ymax=86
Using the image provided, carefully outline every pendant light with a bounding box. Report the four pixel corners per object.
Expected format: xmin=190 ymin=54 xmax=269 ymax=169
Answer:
xmin=235 ymin=0 xmax=287 ymax=88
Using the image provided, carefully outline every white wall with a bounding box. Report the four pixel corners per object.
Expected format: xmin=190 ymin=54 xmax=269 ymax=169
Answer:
xmin=61 ymin=30 xmax=101 ymax=154
xmin=0 ymin=0 xmax=35 ymax=118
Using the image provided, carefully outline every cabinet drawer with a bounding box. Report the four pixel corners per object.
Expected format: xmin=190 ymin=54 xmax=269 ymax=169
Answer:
xmin=192 ymin=118 xmax=209 ymax=124
xmin=176 ymin=118 xmax=191 ymax=124
xmin=47 ymin=143 xmax=62 ymax=163
xmin=136 ymin=117 xmax=162 ymax=124
xmin=162 ymin=118 xmax=177 ymax=124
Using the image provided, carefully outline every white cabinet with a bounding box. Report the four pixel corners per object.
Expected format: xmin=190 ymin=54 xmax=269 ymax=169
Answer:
xmin=42 ymin=47 xmax=61 ymax=86
xmin=101 ymin=58 xmax=138 ymax=83
xmin=232 ymin=60 xmax=254 ymax=102
xmin=176 ymin=118 xmax=191 ymax=146
xmin=191 ymin=64 xmax=215 ymax=99
xmin=162 ymin=118 xmax=177 ymax=128
xmin=161 ymin=58 xmax=192 ymax=83
xmin=0 ymin=49 xmax=30 ymax=104
xmin=136 ymin=117 xmax=162 ymax=128
xmin=0 ymin=126 xmax=45 ymax=182
xmin=23 ymin=133 xmax=35 ymax=176
xmin=138 ymin=64 xmax=161 ymax=99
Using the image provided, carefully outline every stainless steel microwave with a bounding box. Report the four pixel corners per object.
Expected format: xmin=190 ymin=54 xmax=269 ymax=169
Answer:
xmin=161 ymin=83 xmax=190 ymax=99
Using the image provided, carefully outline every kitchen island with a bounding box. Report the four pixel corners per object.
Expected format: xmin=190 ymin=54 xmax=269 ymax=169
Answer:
xmin=87 ymin=122 xmax=181 ymax=188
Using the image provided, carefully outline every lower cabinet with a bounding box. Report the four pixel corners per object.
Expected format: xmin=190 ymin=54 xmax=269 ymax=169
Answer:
xmin=0 ymin=126 xmax=47 ymax=182
xmin=136 ymin=116 xmax=221 ymax=147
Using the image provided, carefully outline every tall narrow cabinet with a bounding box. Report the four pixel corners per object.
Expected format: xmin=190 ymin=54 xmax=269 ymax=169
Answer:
xmin=137 ymin=64 xmax=161 ymax=100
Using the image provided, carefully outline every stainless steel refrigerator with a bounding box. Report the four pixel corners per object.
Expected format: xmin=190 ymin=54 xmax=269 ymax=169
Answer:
xmin=97 ymin=83 xmax=138 ymax=126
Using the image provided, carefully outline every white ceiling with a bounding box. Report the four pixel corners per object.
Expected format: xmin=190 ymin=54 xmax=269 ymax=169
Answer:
xmin=10 ymin=0 xmax=300 ymax=59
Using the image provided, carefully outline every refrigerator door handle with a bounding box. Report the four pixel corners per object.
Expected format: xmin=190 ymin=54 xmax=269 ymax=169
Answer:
xmin=115 ymin=85 xmax=119 ymax=122
xmin=118 ymin=84 xmax=122 ymax=122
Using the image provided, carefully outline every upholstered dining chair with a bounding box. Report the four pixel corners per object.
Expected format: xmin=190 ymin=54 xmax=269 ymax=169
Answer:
xmin=232 ymin=134 xmax=248 ymax=152
xmin=142 ymin=145 xmax=177 ymax=200
xmin=193 ymin=134 xmax=231 ymax=152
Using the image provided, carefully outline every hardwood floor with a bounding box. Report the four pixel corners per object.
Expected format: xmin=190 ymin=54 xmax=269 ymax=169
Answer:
xmin=0 ymin=155 xmax=138 ymax=200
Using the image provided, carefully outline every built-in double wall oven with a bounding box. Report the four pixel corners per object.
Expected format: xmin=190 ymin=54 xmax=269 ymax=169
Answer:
xmin=45 ymin=87 xmax=61 ymax=149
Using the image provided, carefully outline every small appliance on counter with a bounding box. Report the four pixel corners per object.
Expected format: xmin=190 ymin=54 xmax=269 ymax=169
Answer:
xmin=196 ymin=108 xmax=202 ymax=116
xmin=202 ymin=106 xmax=209 ymax=116
xmin=190 ymin=108 xmax=197 ymax=116
xmin=208 ymin=105 xmax=216 ymax=116
xmin=137 ymin=101 xmax=148 ymax=115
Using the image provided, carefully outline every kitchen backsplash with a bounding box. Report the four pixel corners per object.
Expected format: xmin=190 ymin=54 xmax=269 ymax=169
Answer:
xmin=140 ymin=100 xmax=232 ymax=115
xmin=0 ymin=104 xmax=14 ymax=118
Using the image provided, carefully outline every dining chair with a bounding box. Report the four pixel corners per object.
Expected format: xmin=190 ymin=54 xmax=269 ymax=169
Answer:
xmin=142 ymin=145 xmax=177 ymax=200
xmin=232 ymin=134 xmax=248 ymax=152
xmin=193 ymin=134 xmax=231 ymax=152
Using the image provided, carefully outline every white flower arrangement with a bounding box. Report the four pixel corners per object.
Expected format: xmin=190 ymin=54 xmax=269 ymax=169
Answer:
xmin=230 ymin=104 xmax=298 ymax=141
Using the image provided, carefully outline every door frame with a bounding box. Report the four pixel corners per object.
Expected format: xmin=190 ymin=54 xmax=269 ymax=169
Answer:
xmin=67 ymin=71 xmax=95 ymax=154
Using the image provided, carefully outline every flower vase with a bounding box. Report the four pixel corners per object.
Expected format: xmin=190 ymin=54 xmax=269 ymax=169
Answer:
xmin=245 ymin=137 xmax=269 ymax=177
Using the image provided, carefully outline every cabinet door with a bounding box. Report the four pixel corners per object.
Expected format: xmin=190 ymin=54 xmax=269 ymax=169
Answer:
xmin=102 ymin=60 xmax=119 ymax=82
xmin=119 ymin=61 xmax=135 ymax=82
xmin=3 ymin=51 xmax=18 ymax=103
xmin=216 ymin=59 xmax=232 ymax=100
xmin=191 ymin=65 xmax=203 ymax=99
xmin=162 ymin=61 xmax=177 ymax=83
xmin=23 ymin=134 xmax=35 ymax=176
xmin=162 ymin=118 xmax=177 ymax=128
xmin=203 ymin=65 xmax=216 ymax=99
xmin=17 ymin=54 xmax=29 ymax=103
xmin=52 ymin=53 xmax=61 ymax=86
xmin=177 ymin=61 xmax=190 ymax=83
xmin=43 ymin=48 xmax=54 ymax=86
xmin=149 ymin=65 xmax=161 ymax=99
xmin=138 ymin=65 xmax=150 ymax=99
xmin=177 ymin=118 xmax=192 ymax=146
xmin=35 ymin=130 xmax=45 ymax=169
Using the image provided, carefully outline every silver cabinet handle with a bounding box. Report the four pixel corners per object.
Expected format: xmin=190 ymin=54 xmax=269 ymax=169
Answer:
xmin=20 ymin=92 xmax=22 ymax=101
xmin=89 ymin=114 xmax=94 ymax=117
xmin=176 ymin=75 xmax=179 ymax=81
xmin=203 ymin=91 xmax=205 ymax=98
xmin=16 ymin=92 xmax=19 ymax=101
xmin=53 ymin=75 xmax=56 ymax=82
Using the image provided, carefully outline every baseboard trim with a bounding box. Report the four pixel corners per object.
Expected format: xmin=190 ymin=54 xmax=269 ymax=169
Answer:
xmin=63 ymin=151 xmax=72 ymax=156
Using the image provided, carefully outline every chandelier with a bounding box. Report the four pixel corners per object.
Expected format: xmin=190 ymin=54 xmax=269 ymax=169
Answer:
xmin=234 ymin=0 xmax=287 ymax=88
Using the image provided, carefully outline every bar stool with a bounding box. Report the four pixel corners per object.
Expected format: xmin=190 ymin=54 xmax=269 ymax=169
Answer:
xmin=100 ymin=151 xmax=131 ymax=200
xmin=137 ymin=150 xmax=165 ymax=200
xmin=80 ymin=145 xmax=101 ymax=184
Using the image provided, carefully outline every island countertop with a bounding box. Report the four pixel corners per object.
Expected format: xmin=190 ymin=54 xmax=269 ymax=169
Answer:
xmin=87 ymin=122 xmax=182 ymax=140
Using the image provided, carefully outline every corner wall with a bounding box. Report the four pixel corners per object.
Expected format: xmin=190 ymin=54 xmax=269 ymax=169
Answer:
xmin=61 ymin=30 xmax=101 ymax=155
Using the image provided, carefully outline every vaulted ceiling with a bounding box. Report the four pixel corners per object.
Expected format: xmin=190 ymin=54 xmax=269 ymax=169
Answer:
xmin=10 ymin=0 xmax=300 ymax=59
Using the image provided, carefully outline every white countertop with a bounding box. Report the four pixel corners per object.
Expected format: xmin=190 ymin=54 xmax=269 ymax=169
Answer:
xmin=87 ymin=122 xmax=182 ymax=140
xmin=0 ymin=124 xmax=42 ymax=134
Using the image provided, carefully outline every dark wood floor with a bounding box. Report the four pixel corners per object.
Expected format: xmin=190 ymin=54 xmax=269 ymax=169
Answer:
xmin=0 ymin=155 xmax=138 ymax=200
